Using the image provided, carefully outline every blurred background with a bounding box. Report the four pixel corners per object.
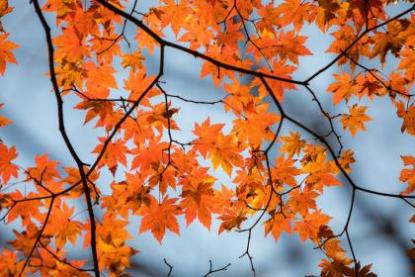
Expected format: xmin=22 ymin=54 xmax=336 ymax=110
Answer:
xmin=0 ymin=1 xmax=414 ymax=276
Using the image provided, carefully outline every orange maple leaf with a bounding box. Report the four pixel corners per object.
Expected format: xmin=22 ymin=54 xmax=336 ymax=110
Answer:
xmin=396 ymin=101 xmax=415 ymax=136
xmin=0 ymin=32 xmax=17 ymax=75
xmin=45 ymin=202 xmax=82 ymax=249
xmin=264 ymin=212 xmax=293 ymax=241
xmin=294 ymin=210 xmax=331 ymax=242
xmin=194 ymin=118 xmax=243 ymax=176
xmin=341 ymin=104 xmax=372 ymax=136
xmin=279 ymin=131 xmax=305 ymax=157
xmin=399 ymin=155 xmax=415 ymax=195
xmin=180 ymin=170 xmax=216 ymax=229
xmin=218 ymin=204 xmax=247 ymax=234
xmin=93 ymin=137 xmax=129 ymax=175
xmin=0 ymin=142 xmax=18 ymax=183
xmin=139 ymin=196 xmax=181 ymax=243
xmin=327 ymin=72 xmax=355 ymax=105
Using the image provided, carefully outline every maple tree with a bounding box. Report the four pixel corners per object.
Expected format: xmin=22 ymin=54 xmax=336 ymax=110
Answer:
xmin=1 ymin=0 xmax=415 ymax=276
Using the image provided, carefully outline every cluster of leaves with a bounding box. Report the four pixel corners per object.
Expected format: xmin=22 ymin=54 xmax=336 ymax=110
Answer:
xmin=0 ymin=0 xmax=415 ymax=276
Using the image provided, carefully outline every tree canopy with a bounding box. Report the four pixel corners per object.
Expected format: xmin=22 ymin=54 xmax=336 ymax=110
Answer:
xmin=0 ymin=0 xmax=415 ymax=276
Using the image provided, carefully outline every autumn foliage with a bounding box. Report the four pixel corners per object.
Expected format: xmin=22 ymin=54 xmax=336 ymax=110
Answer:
xmin=1 ymin=0 xmax=415 ymax=276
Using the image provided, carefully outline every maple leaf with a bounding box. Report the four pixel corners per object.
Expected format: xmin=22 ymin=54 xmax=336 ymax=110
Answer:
xmin=300 ymin=144 xmax=329 ymax=174
xmin=42 ymin=0 xmax=79 ymax=20
xmin=288 ymin=187 xmax=319 ymax=217
xmin=317 ymin=225 xmax=352 ymax=264
xmin=395 ymin=101 xmax=415 ymax=136
xmin=121 ymin=50 xmax=144 ymax=72
xmin=324 ymin=238 xmax=352 ymax=265
xmin=264 ymin=212 xmax=293 ymax=241
xmin=294 ymin=210 xmax=331 ymax=242
xmin=347 ymin=0 xmax=385 ymax=31
xmin=45 ymin=202 xmax=82 ymax=249
xmin=320 ymin=260 xmax=376 ymax=277
xmin=232 ymin=103 xmax=280 ymax=147
xmin=26 ymin=154 xmax=62 ymax=191
xmin=319 ymin=259 xmax=351 ymax=277
xmin=0 ymin=142 xmax=18 ymax=183
xmin=0 ymin=32 xmax=17 ymax=75
xmin=200 ymin=61 xmax=222 ymax=87
xmin=211 ymin=184 xmax=237 ymax=214
xmin=194 ymin=118 xmax=243 ymax=176
xmin=341 ymin=105 xmax=372 ymax=136
xmin=255 ymin=60 xmax=297 ymax=101
xmin=123 ymin=69 xmax=157 ymax=100
xmin=84 ymin=60 xmax=118 ymax=98
xmin=157 ymin=2 xmax=193 ymax=37
xmin=62 ymin=165 xmax=100 ymax=199
xmin=274 ymin=0 xmax=315 ymax=31
xmin=135 ymin=29 xmax=158 ymax=55
xmin=223 ymin=79 xmax=259 ymax=115
xmin=218 ymin=204 xmax=247 ymax=234
xmin=370 ymin=19 xmax=409 ymax=64
xmin=234 ymin=163 xmax=266 ymax=203
xmin=180 ymin=170 xmax=216 ymax=229
xmin=399 ymin=155 xmax=415 ymax=195
xmin=55 ymin=60 xmax=86 ymax=89
xmin=275 ymin=30 xmax=312 ymax=64
xmin=327 ymin=24 xmax=370 ymax=65
xmin=339 ymin=149 xmax=355 ymax=173
xmin=0 ymin=249 xmax=23 ymax=276
xmin=355 ymin=73 xmax=386 ymax=99
xmin=388 ymin=72 xmax=408 ymax=98
xmin=355 ymin=263 xmax=377 ymax=277
xmin=300 ymin=144 xmax=341 ymax=190
xmin=243 ymin=183 xmax=277 ymax=212
xmin=0 ymin=192 xmax=12 ymax=213
xmin=272 ymin=156 xmax=302 ymax=188
xmin=130 ymin=138 xmax=168 ymax=171
xmin=102 ymin=173 xmax=151 ymax=218
xmin=193 ymin=117 xmax=224 ymax=155
xmin=75 ymin=98 xmax=115 ymax=126
xmin=398 ymin=13 xmax=415 ymax=44
xmin=0 ymin=0 xmax=13 ymax=25
xmin=35 ymin=247 xmax=90 ymax=276
xmin=398 ymin=47 xmax=415 ymax=81
xmin=139 ymin=196 xmax=181 ymax=243
xmin=327 ymin=72 xmax=355 ymax=105
xmin=315 ymin=0 xmax=342 ymax=31
xmin=179 ymin=19 xmax=216 ymax=50
xmin=0 ymin=114 xmax=11 ymax=127
xmin=53 ymin=26 xmax=89 ymax=62
xmin=216 ymin=19 xmax=244 ymax=56
xmin=93 ymin=137 xmax=129 ymax=175
xmin=10 ymin=222 xmax=44 ymax=256
xmin=407 ymin=235 xmax=415 ymax=267
xmin=139 ymin=102 xmax=180 ymax=135
xmin=95 ymin=213 xmax=137 ymax=274
xmin=279 ymin=131 xmax=305 ymax=157
xmin=7 ymin=191 xmax=44 ymax=226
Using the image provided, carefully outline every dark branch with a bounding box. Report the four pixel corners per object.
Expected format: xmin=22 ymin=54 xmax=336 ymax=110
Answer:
xmin=31 ymin=0 xmax=101 ymax=275
xmin=202 ymin=260 xmax=231 ymax=277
